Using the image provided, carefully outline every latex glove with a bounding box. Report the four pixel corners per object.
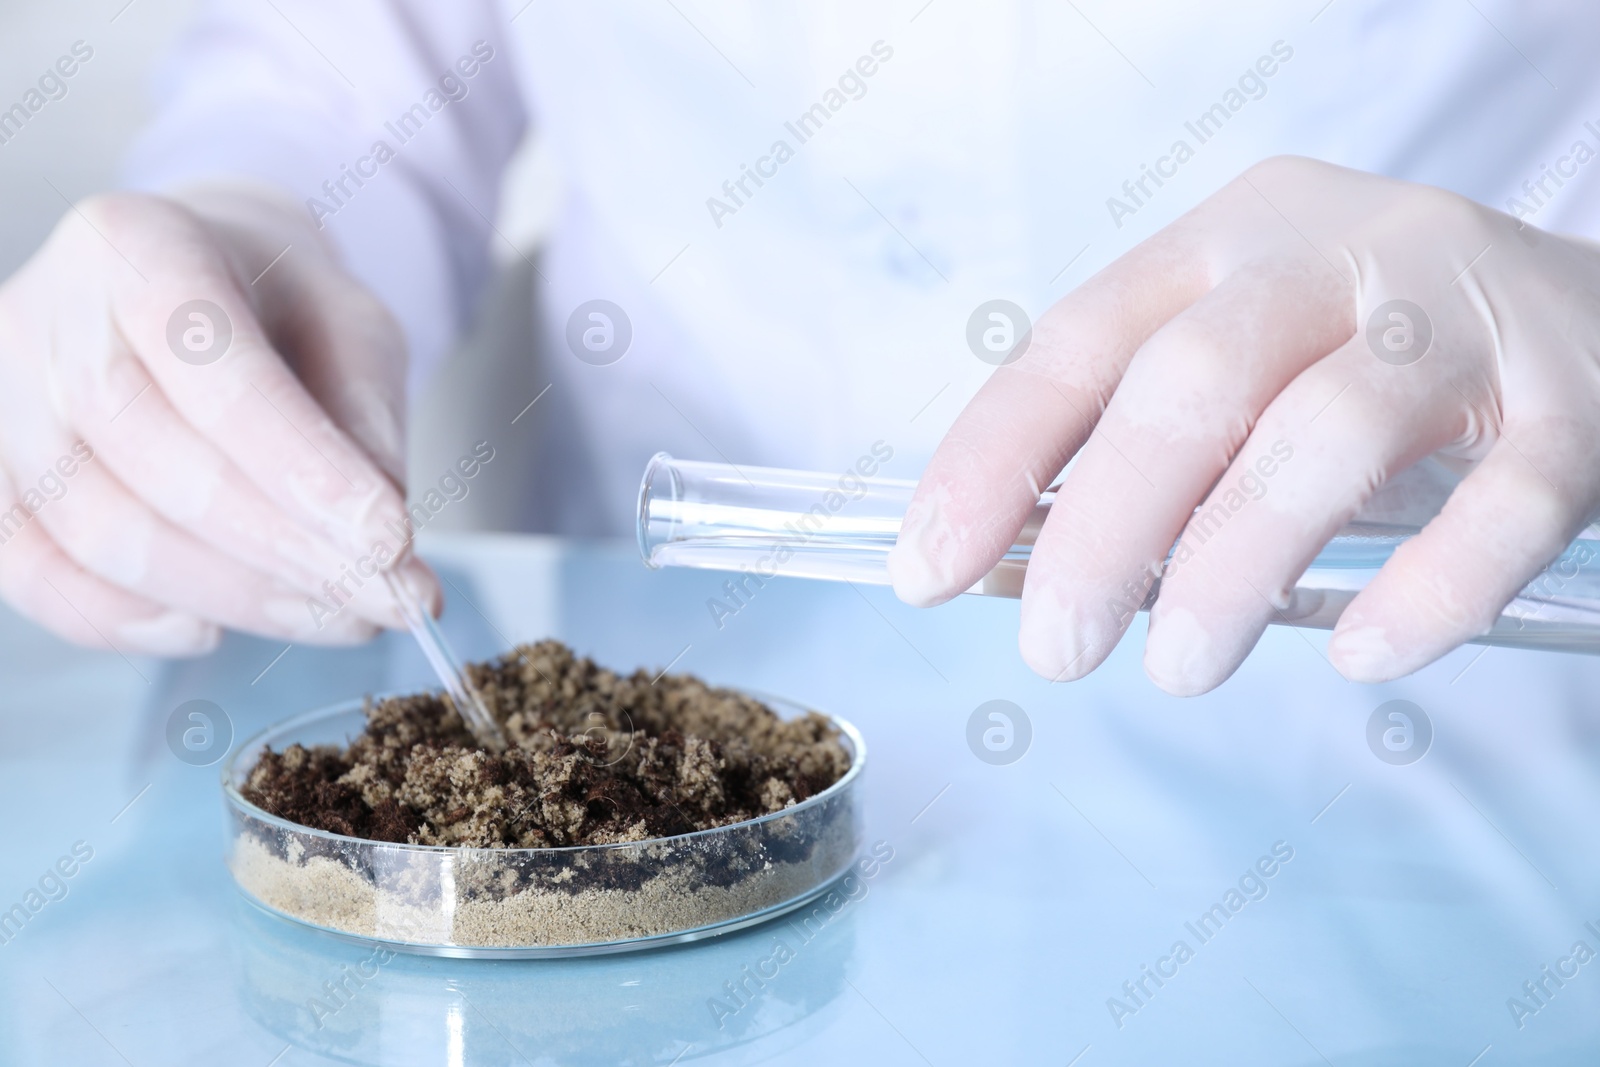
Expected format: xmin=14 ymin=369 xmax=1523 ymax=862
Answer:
xmin=890 ymin=155 xmax=1600 ymax=694
xmin=0 ymin=182 xmax=440 ymax=656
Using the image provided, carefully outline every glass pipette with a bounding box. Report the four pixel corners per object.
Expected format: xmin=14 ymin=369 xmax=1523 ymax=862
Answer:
xmin=383 ymin=568 xmax=506 ymax=751
xmin=637 ymin=452 xmax=1600 ymax=655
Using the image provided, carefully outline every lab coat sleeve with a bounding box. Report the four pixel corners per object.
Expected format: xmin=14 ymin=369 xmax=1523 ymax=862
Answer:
xmin=120 ymin=0 xmax=528 ymax=396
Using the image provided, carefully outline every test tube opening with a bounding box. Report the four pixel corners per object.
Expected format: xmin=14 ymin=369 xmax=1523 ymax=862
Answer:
xmin=634 ymin=453 xmax=916 ymax=586
xmin=637 ymin=451 xmax=682 ymax=569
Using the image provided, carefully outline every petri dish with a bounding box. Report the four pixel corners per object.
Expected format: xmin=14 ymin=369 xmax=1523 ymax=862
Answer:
xmin=221 ymin=694 xmax=865 ymax=959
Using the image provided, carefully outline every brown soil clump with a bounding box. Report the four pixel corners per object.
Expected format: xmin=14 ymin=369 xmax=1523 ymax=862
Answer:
xmin=241 ymin=640 xmax=849 ymax=849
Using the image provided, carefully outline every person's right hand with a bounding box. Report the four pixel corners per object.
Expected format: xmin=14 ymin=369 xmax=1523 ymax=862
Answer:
xmin=0 ymin=182 xmax=440 ymax=656
xmin=888 ymin=156 xmax=1600 ymax=695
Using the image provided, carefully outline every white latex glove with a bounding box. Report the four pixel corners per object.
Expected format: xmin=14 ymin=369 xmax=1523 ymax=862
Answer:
xmin=0 ymin=182 xmax=441 ymax=656
xmin=890 ymin=156 xmax=1600 ymax=694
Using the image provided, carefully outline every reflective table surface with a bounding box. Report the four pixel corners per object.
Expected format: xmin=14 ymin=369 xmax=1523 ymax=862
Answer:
xmin=2 ymin=533 xmax=1598 ymax=1065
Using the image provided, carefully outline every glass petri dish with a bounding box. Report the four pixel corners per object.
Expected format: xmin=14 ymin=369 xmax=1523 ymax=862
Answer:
xmin=221 ymin=694 xmax=864 ymax=959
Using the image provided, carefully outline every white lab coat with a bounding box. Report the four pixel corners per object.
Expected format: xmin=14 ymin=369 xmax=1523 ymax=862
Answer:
xmin=124 ymin=0 xmax=1600 ymax=535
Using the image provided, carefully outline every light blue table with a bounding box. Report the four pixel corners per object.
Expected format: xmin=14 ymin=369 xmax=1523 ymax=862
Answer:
xmin=2 ymin=533 xmax=1598 ymax=1065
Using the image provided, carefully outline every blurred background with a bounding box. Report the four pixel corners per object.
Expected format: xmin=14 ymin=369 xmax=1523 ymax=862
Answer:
xmin=0 ymin=0 xmax=556 ymax=534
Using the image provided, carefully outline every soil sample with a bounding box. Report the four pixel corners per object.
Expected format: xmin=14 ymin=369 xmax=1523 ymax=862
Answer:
xmin=230 ymin=640 xmax=861 ymax=949
xmin=243 ymin=639 xmax=848 ymax=847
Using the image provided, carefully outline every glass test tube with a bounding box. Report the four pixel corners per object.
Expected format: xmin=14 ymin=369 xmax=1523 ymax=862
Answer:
xmin=637 ymin=452 xmax=1600 ymax=655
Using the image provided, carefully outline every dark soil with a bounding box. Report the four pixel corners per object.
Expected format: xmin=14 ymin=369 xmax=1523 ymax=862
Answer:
xmin=241 ymin=640 xmax=850 ymax=848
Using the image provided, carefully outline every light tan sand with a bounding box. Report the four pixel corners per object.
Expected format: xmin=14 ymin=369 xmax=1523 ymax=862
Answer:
xmin=230 ymin=816 xmax=855 ymax=948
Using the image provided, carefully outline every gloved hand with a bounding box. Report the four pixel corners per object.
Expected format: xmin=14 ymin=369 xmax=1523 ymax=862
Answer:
xmin=0 ymin=181 xmax=440 ymax=656
xmin=890 ymin=155 xmax=1600 ymax=694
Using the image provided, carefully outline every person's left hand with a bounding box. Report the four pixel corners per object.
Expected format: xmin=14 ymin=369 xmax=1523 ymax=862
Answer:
xmin=889 ymin=156 xmax=1600 ymax=694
